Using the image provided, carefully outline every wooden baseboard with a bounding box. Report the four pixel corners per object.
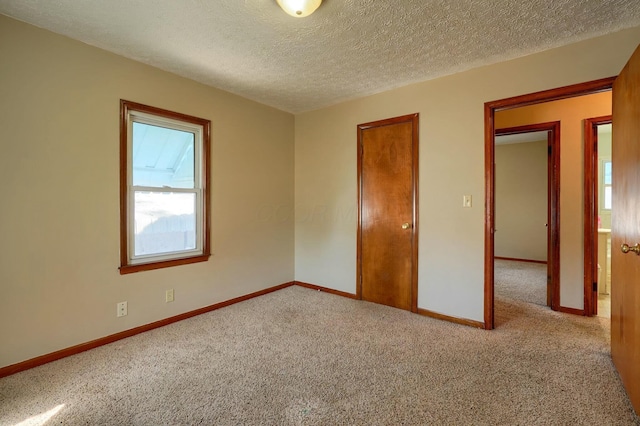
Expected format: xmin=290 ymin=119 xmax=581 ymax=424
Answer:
xmin=417 ymin=308 xmax=485 ymax=329
xmin=295 ymin=281 xmax=484 ymax=329
xmin=2 ymin=279 xmax=492 ymax=378
xmin=557 ymin=306 xmax=585 ymax=316
xmin=0 ymin=281 xmax=295 ymax=379
xmin=294 ymin=281 xmax=358 ymax=299
xmin=495 ymin=256 xmax=547 ymax=264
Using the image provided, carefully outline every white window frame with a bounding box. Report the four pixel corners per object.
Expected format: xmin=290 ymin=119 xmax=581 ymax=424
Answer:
xmin=120 ymin=100 xmax=210 ymax=274
xmin=600 ymin=158 xmax=612 ymax=211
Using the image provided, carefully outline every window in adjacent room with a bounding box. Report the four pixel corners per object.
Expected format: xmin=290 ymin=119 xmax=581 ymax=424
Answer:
xmin=601 ymin=159 xmax=612 ymax=210
xmin=119 ymin=100 xmax=211 ymax=274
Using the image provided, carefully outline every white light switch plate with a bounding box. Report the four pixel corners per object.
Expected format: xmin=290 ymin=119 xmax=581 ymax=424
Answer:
xmin=463 ymin=195 xmax=472 ymax=208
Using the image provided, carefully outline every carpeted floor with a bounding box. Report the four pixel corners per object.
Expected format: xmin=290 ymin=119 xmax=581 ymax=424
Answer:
xmin=1 ymin=283 xmax=638 ymax=425
xmin=495 ymin=259 xmax=547 ymax=307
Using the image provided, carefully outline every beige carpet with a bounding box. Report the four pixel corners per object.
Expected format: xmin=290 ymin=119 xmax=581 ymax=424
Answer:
xmin=1 ymin=285 xmax=638 ymax=425
xmin=495 ymin=259 xmax=547 ymax=307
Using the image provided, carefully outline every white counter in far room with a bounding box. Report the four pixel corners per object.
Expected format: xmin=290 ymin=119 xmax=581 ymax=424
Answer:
xmin=598 ymin=228 xmax=611 ymax=294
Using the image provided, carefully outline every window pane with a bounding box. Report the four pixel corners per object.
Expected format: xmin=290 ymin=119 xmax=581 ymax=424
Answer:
xmin=604 ymin=161 xmax=612 ymax=185
xmin=133 ymin=191 xmax=197 ymax=256
xmin=604 ymin=186 xmax=612 ymax=210
xmin=132 ymin=122 xmax=195 ymax=189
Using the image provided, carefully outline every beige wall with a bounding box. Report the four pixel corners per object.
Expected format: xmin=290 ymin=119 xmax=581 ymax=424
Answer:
xmin=295 ymin=28 xmax=639 ymax=321
xmin=495 ymin=140 xmax=548 ymax=262
xmin=0 ymin=16 xmax=294 ymax=368
xmin=495 ymin=92 xmax=612 ymax=309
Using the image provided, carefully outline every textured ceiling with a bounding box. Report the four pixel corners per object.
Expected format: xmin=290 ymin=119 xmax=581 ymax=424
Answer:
xmin=1 ymin=0 xmax=640 ymax=113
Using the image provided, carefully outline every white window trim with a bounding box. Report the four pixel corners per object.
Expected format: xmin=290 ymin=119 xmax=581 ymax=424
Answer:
xmin=600 ymin=157 xmax=612 ymax=211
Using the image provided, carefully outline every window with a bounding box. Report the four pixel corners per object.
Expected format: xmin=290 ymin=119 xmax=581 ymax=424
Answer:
xmin=120 ymin=100 xmax=211 ymax=274
xmin=602 ymin=160 xmax=612 ymax=210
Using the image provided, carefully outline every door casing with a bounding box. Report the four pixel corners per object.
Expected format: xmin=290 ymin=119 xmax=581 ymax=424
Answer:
xmin=583 ymin=115 xmax=613 ymax=316
xmin=495 ymin=122 xmax=560 ymax=310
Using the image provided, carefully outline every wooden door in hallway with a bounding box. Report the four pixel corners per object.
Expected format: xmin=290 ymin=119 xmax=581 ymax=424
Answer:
xmin=611 ymin=43 xmax=640 ymax=414
xmin=357 ymin=114 xmax=418 ymax=312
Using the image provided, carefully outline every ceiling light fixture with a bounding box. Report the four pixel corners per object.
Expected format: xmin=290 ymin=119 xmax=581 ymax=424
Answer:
xmin=276 ymin=0 xmax=322 ymax=18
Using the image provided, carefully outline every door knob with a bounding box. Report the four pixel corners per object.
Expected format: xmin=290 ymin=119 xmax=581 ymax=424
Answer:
xmin=621 ymin=243 xmax=640 ymax=255
xmin=402 ymin=222 xmax=411 ymax=230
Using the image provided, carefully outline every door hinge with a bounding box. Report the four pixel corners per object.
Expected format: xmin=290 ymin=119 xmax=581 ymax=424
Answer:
xmin=593 ymin=282 xmax=597 ymax=292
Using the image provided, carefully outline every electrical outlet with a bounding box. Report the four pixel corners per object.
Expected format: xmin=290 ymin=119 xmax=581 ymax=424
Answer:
xmin=166 ymin=289 xmax=174 ymax=303
xmin=117 ymin=301 xmax=128 ymax=317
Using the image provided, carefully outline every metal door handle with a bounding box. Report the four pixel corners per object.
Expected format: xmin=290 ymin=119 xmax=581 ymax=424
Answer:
xmin=621 ymin=243 xmax=640 ymax=255
xmin=402 ymin=222 xmax=411 ymax=230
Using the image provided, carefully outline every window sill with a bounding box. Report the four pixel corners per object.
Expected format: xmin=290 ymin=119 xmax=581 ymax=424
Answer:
xmin=119 ymin=253 xmax=211 ymax=274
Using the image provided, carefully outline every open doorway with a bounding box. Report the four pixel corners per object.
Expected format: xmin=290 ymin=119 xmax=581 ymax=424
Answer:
xmin=584 ymin=116 xmax=613 ymax=318
xmin=484 ymin=77 xmax=615 ymax=329
xmin=494 ymin=123 xmax=559 ymax=311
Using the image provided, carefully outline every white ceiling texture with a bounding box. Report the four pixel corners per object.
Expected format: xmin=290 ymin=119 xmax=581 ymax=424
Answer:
xmin=1 ymin=0 xmax=640 ymax=113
